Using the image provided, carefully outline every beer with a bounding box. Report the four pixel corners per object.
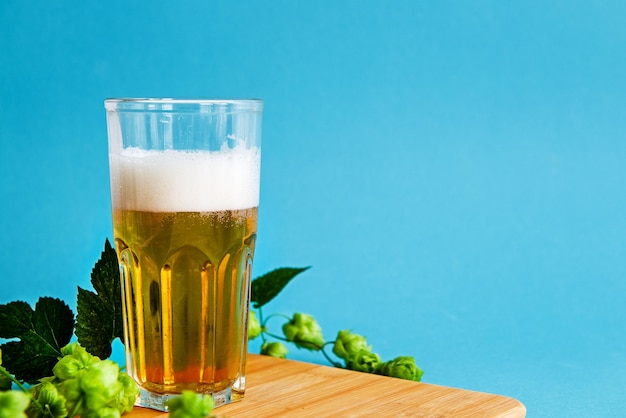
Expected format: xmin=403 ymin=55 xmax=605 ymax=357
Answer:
xmin=109 ymin=146 xmax=260 ymax=401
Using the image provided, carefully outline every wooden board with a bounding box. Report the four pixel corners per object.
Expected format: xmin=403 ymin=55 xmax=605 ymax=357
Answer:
xmin=126 ymin=354 xmax=526 ymax=417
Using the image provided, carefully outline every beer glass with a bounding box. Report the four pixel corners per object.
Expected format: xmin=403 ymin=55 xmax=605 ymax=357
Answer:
xmin=105 ymin=98 xmax=263 ymax=411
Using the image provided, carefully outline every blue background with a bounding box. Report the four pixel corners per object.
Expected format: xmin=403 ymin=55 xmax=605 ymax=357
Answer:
xmin=1 ymin=1 xmax=625 ymax=416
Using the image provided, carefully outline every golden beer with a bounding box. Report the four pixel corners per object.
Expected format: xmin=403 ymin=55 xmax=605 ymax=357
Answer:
xmin=112 ymin=207 xmax=257 ymax=397
xmin=108 ymin=142 xmax=261 ymax=407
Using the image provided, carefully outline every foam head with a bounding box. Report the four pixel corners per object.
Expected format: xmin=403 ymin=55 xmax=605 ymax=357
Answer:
xmin=109 ymin=146 xmax=261 ymax=212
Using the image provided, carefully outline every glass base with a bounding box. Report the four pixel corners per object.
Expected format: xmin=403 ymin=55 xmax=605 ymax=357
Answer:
xmin=135 ymin=386 xmax=244 ymax=412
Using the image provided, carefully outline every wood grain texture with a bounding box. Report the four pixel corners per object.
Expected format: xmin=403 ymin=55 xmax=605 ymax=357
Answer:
xmin=126 ymin=354 xmax=526 ymax=417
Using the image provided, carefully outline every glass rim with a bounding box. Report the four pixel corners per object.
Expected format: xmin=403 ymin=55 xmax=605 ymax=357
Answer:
xmin=104 ymin=97 xmax=263 ymax=112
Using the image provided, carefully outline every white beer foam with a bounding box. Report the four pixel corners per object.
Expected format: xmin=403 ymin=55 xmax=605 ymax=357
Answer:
xmin=110 ymin=147 xmax=260 ymax=212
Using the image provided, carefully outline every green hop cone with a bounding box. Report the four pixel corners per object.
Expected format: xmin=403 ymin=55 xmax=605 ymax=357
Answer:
xmin=53 ymin=343 xmax=139 ymax=416
xmin=53 ymin=355 xmax=85 ymax=381
xmin=347 ymin=349 xmax=382 ymax=373
xmin=60 ymin=341 xmax=82 ymax=356
xmin=165 ymin=390 xmax=215 ymax=418
xmin=116 ymin=372 xmax=140 ymax=413
xmin=0 ymin=390 xmax=31 ymax=418
xmin=332 ymin=330 xmax=371 ymax=363
xmin=27 ymin=381 xmax=68 ymax=418
xmin=261 ymin=341 xmax=288 ymax=359
xmin=248 ymin=310 xmax=262 ymax=340
xmin=53 ymin=343 xmax=99 ymax=380
xmin=282 ymin=313 xmax=325 ymax=351
xmin=375 ymin=356 xmax=423 ymax=382
xmin=57 ymin=374 xmax=83 ymax=412
xmin=79 ymin=360 xmax=123 ymax=411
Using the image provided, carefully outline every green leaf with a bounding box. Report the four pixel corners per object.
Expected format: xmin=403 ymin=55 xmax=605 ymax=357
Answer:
xmin=0 ymin=297 xmax=74 ymax=383
xmin=75 ymin=239 xmax=124 ymax=359
xmin=250 ymin=267 xmax=310 ymax=309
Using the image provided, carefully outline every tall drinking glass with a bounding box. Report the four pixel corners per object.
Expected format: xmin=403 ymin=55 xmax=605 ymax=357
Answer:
xmin=105 ymin=98 xmax=263 ymax=411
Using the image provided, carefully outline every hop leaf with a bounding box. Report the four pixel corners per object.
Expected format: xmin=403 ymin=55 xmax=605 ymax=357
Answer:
xmin=165 ymin=390 xmax=215 ymax=418
xmin=375 ymin=356 xmax=423 ymax=382
xmin=0 ymin=297 xmax=74 ymax=383
xmin=76 ymin=239 xmax=124 ymax=359
xmin=251 ymin=267 xmax=310 ymax=309
xmin=282 ymin=313 xmax=325 ymax=351
xmin=248 ymin=310 xmax=262 ymax=340
xmin=261 ymin=341 xmax=288 ymax=359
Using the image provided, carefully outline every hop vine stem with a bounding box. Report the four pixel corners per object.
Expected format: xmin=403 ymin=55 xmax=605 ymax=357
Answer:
xmin=262 ymin=312 xmax=292 ymax=324
xmin=0 ymin=366 xmax=46 ymax=415
xmin=321 ymin=342 xmax=343 ymax=368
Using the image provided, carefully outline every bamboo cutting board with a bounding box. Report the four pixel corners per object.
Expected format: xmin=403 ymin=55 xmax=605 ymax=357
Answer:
xmin=126 ymin=354 xmax=526 ymax=417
